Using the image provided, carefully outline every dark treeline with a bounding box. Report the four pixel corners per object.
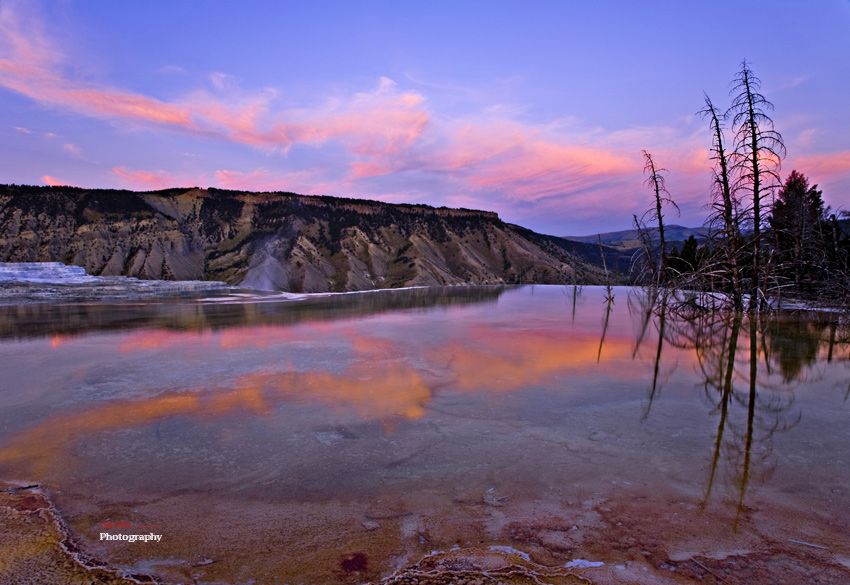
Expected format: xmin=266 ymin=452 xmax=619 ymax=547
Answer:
xmin=634 ymin=61 xmax=850 ymax=311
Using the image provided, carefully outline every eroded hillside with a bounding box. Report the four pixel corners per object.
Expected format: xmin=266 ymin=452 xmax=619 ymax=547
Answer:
xmin=0 ymin=185 xmax=609 ymax=292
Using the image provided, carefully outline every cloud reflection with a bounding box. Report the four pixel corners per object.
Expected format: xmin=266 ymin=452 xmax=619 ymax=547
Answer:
xmin=432 ymin=327 xmax=636 ymax=393
xmin=0 ymin=360 xmax=432 ymax=478
xmin=1 ymin=317 xmax=647 ymax=478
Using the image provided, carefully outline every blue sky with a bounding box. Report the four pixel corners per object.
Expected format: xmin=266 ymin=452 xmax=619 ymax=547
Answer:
xmin=2 ymin=0 xmax=849 ymax=235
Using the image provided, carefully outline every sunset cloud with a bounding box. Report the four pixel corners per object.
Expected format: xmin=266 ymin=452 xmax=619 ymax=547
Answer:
xmin=383 ymin=120 xmax=641 ymax=204
xmin=288 ymin=84 xmax=429 ymax=157
xmin=791 ymin=152 xmax=850 ymax=179
xmin=658 ymin=147 xmax=712 ymax=176
xmin=42 ymin=175 xmax=69 ymax=186
xmin=62 ymin=88 xmax=195 ymax=126
xmin=349 ymin=161 xmax=395 ymax=179
xmin=7 ymin=2 xmax=846 ymax=236
xmin=191 ymin=80 xmax=431 ymax=165
xmin=214 ymin=168 xmax=334 ymax=194
xmin=0 ymin=10 xmax=428 ymax=164
xmin=0 ymin=7 xmax=196 ymax=130
xmin=0 ymin=4 xmax=683 ymax=227
xmin=112 ymin=166 xmax=184 ymax=190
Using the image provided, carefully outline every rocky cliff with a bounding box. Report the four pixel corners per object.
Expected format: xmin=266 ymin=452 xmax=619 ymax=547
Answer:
xmin=0 ymin=185 xmax=610 ymax=292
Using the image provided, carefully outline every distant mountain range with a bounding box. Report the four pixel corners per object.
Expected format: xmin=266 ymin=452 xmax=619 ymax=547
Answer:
xmin=562 ymin=224 xmax=709 ymax=252
xmin=565 ymin=219 xmax=850 ymax=252
xmin=0 ymin=185 xmax=629 ymax=292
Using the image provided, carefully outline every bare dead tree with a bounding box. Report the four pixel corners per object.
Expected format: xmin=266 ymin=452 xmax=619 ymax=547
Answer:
xmin=700 ymin=94 xmax=744 ymax=310
xmin=728 ymin=61 xmax=786 ymax=312
xmin=640 ymin=150 xmax=679 ymax=286
xmin=632 ymin=213 xmax=656 ymax=284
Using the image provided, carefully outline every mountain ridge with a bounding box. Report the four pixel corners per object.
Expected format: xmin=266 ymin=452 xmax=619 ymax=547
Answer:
xmin=0 ymin=185 xmax=624 ymax=292
xmin=562 ymin=224 xmax=709 ymax=251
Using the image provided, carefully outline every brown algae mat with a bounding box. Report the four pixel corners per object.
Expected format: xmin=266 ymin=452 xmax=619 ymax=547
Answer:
xmin=3 ymin=483 xmax=850 ymax=585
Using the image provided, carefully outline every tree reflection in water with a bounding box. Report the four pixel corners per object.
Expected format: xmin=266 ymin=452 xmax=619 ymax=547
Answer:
xmin=628 ymin=288 xmax=671 ymax=420
xmin=623 ymin=289 xmax=850 ymax=528
xmin=568 ymin=283 xmax=582 ymax=323
xmin=597 ymin=292 xmax=614 ymax=363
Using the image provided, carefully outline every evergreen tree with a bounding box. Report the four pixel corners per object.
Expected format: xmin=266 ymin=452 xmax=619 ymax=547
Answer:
xmin=770 ymin=171 xmax=827 ymax=295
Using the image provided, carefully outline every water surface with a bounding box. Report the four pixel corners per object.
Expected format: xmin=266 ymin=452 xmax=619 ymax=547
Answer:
xmin=1 ymin=285 xmax=849 ymax=584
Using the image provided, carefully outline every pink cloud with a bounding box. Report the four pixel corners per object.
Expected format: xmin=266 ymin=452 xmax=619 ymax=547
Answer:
xmin=0 ymin=7 xmax=644 ymax=211
xmin=191 ymin=79 xmax=430 ymax=164
xmin=62 ymin=89 xmax=194 ymax=126
xmin=350 ymin=161 xmax=394 ymax=179
xmin=42 ymin=175 xmax=70 ymax=187
xmin=214 ymin=169 xmax=287 ymax=191
xmin=191 ymin=99 xmax=282 ymax=146
xmin=431 ymin=122 xmax=638 ymax=201
xmin=315 ymin=78 xmax=428 ymax=157
xmin=199 ymin=85 xmax=429 ymax=163
xmin=656 ymin=147 xmax=712 ymax=176
xmin=289 ymin=93 xmax=429 ymax=157
xmin=0 ymin=73 xmax=194 ymax=129
xmin=214 ymin=168 xmax=335 ymax=194
xmin=540 ymin=179 xmax=643 ymax=214
xmin=791 ymin=152 xmax=850 ymax=178
xmin=0 ymin=5 xmax=767 ymax=233
xmin=439 ymin=122 xmax=526 ymax=170
xmin=0 ymin=9 xmax=195 ymax=131
xmin=112 ymin=167 xmax=188 ymax=190
xmin=1 ymin=11 xmax=428 ymax=165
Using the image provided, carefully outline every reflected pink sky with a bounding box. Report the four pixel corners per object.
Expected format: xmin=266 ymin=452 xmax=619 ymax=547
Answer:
xmin=0 ymin=308 xmax=651 ymax=477
xmin=1 ymin=286 xmax=850 ymax=583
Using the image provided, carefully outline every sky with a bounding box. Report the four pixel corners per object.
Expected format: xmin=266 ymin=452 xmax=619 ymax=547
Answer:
xmin=1 ymin=1 xmax=849 ymax=236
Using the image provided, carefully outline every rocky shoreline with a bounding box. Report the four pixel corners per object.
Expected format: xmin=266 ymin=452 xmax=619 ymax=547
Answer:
xmin=0 ymin=262 xmax=232 ymax=304
xmin=0 ymin=279 xmax=232 ymax=304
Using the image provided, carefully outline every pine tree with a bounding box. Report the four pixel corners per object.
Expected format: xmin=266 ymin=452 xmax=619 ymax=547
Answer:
xmin=770 ymin=170 xmax=827 ymax=295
